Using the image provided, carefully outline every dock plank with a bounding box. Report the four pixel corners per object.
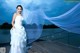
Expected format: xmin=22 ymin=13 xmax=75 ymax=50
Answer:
xmin=0 ymin=41 xmax=80 ymax=53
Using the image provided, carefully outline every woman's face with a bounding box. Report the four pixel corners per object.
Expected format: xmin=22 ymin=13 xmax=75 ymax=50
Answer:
xmin=17 ymin=7 xmax=22 ymax=14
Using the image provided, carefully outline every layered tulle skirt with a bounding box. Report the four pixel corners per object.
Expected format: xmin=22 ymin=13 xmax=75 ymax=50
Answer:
xmin=9 ymin=26 xmax=27 ymax=53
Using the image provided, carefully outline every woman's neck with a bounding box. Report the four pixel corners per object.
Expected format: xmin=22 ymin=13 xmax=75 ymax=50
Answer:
xmin=16 ymin=12 xmax=22 ymax=16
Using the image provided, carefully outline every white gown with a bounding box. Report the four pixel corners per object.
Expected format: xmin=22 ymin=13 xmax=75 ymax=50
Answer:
xmin=9 ymin=15 xmax=27 ymax=53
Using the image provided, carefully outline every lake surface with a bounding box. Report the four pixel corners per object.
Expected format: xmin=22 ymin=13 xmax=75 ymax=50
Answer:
xmin=0 ymin=28 xmax=80 ymax=48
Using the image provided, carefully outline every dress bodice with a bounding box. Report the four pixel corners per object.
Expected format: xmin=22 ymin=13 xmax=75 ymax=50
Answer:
xmin=10 ymin=15 xmax=27 ymax=53
xmin=14 ymin=15 xmax=24 ymax=29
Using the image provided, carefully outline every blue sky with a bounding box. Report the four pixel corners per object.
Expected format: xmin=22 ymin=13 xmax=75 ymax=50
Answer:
xmin=0 ymin=0 xmax=78 ymax=25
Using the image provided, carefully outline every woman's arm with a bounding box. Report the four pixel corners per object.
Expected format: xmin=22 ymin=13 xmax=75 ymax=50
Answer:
xmin=11 ymin=13 xmax=16 ymax=29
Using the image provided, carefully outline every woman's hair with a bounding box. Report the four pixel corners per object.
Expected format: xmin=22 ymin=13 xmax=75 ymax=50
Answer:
xmin=16 ymin=5 xmax=23 ymax=10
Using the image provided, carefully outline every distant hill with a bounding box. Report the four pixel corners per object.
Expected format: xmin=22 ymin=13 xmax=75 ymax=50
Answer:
xmin=0 ymin=22 xmax=12 ymax=29
xmin=43 ymin=24 xmax=59 ymax=29
xmin=0 ymin=22 xmax=59 ymax=29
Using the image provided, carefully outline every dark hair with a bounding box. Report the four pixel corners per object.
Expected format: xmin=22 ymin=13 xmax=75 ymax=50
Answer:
xmin=16 ymin=5 xmax=23 ymax=10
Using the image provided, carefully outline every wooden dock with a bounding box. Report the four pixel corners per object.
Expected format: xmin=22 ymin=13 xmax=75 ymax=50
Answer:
xmin=0 ymin=41 xmax=80 ymax=53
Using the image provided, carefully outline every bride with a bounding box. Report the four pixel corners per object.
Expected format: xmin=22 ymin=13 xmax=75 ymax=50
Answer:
xmin=9 ymin=5 xmax=27 ymax=53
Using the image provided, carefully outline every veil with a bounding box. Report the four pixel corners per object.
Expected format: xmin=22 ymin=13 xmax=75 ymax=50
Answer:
xmin=45 ymin=3 xmax=80 ymax=34
xmin=0 ymin=0 xmax=80 ymax=44
xmin=22 ymin=8 xmax=45 ymax=44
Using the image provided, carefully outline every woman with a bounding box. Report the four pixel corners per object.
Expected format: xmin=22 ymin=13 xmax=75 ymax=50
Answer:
xmin=9 ymin=5 xmax=27 ymax=53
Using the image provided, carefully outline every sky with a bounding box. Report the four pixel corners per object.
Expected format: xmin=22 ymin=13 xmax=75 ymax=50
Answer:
xmin=0 ymin=0 xmax=78 ymax=25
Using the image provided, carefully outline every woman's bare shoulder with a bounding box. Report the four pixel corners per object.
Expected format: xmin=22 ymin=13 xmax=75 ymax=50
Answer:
xmin=13 ymin=13 xmax=17 ymax=16
xmin=12 ymin=13 xmax=17 ymax=18
xmin=12 ymin=13 xmax=17 ymax=19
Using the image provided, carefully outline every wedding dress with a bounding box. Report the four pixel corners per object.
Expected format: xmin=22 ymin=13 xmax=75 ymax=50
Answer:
xmin=9 ymin=15 xmax=27 ymax=53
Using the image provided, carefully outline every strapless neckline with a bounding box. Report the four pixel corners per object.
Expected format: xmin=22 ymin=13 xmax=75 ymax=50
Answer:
xmin=16 ymin=15 xmax=23 ymax=17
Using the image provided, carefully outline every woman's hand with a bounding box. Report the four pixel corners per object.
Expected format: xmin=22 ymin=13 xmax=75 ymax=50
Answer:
xmin=12 ymin=26 xmax=15 ymax=29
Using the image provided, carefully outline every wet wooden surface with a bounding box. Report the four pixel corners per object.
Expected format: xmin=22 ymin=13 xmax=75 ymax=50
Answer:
xmin=0 ymin=41 xmax=80 ymax=53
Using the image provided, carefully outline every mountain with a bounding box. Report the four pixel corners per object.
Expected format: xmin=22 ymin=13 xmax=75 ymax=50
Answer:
xmin=0 ymin=22 xmax=59 ymax=29
xmin=0 ymin=22 xmax=12 ymax=29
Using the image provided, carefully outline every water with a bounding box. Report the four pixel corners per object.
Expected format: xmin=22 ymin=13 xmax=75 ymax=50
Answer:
xmin=41 ymin=28 xmax=80 ymax=48
xmin=0 ymin=28 xmax=80 ymax=48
